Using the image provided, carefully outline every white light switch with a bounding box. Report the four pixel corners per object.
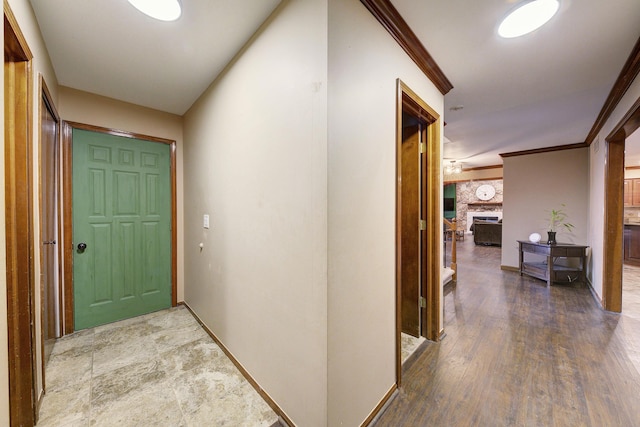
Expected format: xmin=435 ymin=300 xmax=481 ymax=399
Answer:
xmin=203 ymin=214 xmax=210 ymax=229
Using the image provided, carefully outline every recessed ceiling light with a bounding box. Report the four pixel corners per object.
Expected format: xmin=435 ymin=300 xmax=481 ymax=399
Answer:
xmin=498 ymin=0 xmax=559 ymax=39
xmin=128 ymin=0 xmax=182 ymax=22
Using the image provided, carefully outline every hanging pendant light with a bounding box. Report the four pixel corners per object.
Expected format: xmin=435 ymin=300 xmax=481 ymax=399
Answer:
xmin=445 ymin=161 xmax=462 ymax=174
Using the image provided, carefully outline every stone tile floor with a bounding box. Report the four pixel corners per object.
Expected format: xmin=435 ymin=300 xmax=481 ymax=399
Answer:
xmin=400 ymin=333 xmax=425 ymax=364
xmin=37 ymin=306 xmax=279 ymax=427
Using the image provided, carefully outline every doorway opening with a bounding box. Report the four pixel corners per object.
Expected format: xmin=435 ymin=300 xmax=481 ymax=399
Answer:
xmin=395 ymin=79 xmax=442 ymax=384
xmin=61 ymin=122 xmax=178 ymax=332
xmin=622 ymin=127 xmax=640 ymax=321
xmin=38 ymin=76 xmax=62 ymax=392
xmin=603 ymin=96 xmax=640 ymax=312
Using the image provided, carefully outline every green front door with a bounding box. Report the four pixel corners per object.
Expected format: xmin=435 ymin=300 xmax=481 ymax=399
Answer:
xmin=73 ymin=129 xmax=171 ymax=329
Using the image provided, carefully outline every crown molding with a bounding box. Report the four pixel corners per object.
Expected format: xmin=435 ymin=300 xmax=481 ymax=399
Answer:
xmin=585 ymin=36 xmax=640 ymax=145
xmin=360 ymin=0 xmax=453 ymax=95
xmin=499 ymin=142 xmax=588 ymax=158
xmin=462 ymin=164 xmax=503 ymax=172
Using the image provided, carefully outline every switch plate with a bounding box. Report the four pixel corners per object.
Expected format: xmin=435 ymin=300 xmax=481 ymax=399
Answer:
xmin=203 ymin=214 xmax=210 ymax=229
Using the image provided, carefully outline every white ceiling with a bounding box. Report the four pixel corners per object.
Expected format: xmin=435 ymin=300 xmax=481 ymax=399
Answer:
xmin=392 ymin=0 xmax=640 ymax=167
xmin=29 ymin=0 xmax=282 ymax=115
xmin=30 ymin=1 xmax=640 ymax=167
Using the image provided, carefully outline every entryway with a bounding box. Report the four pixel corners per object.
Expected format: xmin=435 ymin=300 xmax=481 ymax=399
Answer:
xmin=36 ymin=306 xmax=278 ymax=426
xmin=603 ymin=97 xmax=640 ymax=311
xmin=395 ymin=80 xmax=442 ymax=383
xmin=63 ymin=124 xmax=178 ymax=330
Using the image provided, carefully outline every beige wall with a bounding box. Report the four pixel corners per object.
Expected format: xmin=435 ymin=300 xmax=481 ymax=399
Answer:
xmin=588 ymin=75 xmax=640 ymax=299
xmin=327 ymin=1 xmax=444 ymax=425
xmin=182 ymin=0 xmax=328 ymax=425
xmin=1 ymin=0 xmax=60 ymax=420
xmin=502 ymin=148 xmax=589 ymax=269
xmin=183 ymin=0 xmax=447 ymax=425
xmin=57 ymin=87 xmax=185 ymax=302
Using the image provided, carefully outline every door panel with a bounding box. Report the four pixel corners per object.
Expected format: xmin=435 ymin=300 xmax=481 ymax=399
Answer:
xmin=73 ymin=129 xmax=171 ymax=329
xmin=401 ymin=120 xmax=420 ymax=337
xmin=41 ymin=94 xmax=60 ymax=367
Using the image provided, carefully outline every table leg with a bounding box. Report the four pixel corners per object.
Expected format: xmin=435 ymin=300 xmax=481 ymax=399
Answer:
xmin=519 ymin=244 xmax=523 ymax=276
xmin=547 ymin=255 xmax=553 ymax=287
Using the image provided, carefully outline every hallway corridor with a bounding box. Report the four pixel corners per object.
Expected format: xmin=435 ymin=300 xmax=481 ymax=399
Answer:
xmin=37 ymin=306 xmax=279 ymax=426
xmin=375 ymin=239 xmax=640 ymax=426
xmin=36 ymin=241 xmax=640 ymax=426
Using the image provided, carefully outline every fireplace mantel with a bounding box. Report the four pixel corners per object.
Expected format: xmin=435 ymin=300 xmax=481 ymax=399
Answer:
xmin=468 ymin=202 xmax=502 ymax=207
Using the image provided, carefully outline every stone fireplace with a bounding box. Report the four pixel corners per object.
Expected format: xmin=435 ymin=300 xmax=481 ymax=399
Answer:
xmin=453 ymin=179 xmax=504 ymax=232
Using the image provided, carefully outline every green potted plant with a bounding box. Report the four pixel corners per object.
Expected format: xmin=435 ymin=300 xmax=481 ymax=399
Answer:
xmin=547 ymin=204 xmax=574 ymax=245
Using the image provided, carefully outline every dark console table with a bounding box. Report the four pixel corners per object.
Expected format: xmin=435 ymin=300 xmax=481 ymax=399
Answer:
xmin=517 ymin=240 xmax=588 ymax=287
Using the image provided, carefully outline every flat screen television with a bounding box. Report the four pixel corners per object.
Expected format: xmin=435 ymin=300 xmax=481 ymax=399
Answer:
xmin=443 ymin=197 xmax=455 ymax=212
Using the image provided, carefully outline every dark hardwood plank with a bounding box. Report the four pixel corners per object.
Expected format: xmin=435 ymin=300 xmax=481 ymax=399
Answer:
xmin=373 ymin=240 xmax=640 ymax=426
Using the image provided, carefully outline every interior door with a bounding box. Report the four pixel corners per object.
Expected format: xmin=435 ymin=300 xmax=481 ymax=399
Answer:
xmin=40 ymin=91 xmax=60 ymax=366
xmin=72 ymin=129 xmax=172 ymax=329
xmin=401 ymin=114 xmax=421 ymax=337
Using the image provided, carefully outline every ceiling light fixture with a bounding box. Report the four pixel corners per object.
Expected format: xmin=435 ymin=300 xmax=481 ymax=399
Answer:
xmin=128 ymin=0 xmax=182 ymax=22
xmin=498 ymin=0 xmax=559 ymax=39
xmin=445 ymin=160 xmax=463 ymax=175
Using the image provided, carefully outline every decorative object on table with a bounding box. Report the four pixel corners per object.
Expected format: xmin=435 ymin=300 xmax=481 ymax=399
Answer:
xmin=547 ymin=204 xmax=574 ymax=245
xmin=475 ymin=184 xmax=496 ymax=201
xmin=529 ymin=232 xmax=541 ymax=243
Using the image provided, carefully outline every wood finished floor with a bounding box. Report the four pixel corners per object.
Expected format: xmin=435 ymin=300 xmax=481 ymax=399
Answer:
xmin=374 ymin=239 xmax=640 ymax=426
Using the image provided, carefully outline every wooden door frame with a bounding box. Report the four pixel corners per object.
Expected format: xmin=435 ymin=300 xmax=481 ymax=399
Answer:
xmin=37 ymin=75 xmax=61 ymax=392
xmin=395 ymin=79 xmax=442 ymax=384
xmin=61 ymin=121 xmax=178 ymax=334
xmin=4 ymin=1 xmax=37 ymax=424
xmin=603 ymin=95 xmax=640 ymax=312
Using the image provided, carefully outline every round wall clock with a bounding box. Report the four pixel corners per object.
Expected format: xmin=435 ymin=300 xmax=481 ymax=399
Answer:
xmin=475 ymin=184 xmax=496 ymax=201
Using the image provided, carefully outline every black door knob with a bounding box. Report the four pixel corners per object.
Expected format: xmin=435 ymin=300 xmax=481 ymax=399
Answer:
xmin=77 ymin=242 xmax=87 ymax=253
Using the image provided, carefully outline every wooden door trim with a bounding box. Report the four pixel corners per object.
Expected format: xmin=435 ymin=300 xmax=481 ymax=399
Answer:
xmin=422 ymin=100 xmax=442 ymax=341
xmin=37 ymin=75 xmax=61 ymax=399
xmin=61 ymin=123 xmax=74 ymax=334
xmin=395 ymin=79 xmax=441 ymax=385
xmin=603 ymin=95 xmax=640 ymax=312
xmin=4 ymin=1 xmax=36 ymax=424
xmin=62 ymin=121 xmax=178 ymax=333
